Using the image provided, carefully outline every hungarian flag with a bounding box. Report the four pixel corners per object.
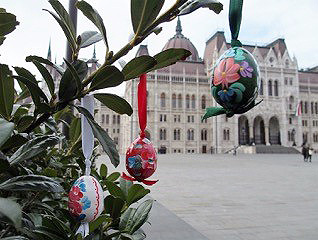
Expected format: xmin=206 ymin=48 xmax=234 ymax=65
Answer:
xmin=296 ymin=101 xmax=302 ymax=116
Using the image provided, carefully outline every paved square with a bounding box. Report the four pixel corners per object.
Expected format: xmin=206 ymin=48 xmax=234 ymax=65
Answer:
xmin=98 ymin=153 xmax=318 ymax=240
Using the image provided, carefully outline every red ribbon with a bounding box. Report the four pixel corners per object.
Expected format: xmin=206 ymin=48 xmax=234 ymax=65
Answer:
xmin=121 ymin=172 xmax=158 ymax=186
xmin=138 ymin=74 xmax=147 ymax=138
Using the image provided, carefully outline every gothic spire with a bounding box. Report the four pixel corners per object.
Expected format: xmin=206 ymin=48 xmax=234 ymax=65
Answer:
xmin=93 ymin=44 xmax=96 ymax=59
xmin=175 ymin=16 xmax=183 ymax=36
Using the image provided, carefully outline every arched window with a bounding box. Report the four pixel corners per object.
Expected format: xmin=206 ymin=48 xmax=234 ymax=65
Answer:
xmin=112 ymin=115 xmax=116 ymax=124
xmin=268 ymin=80 xmax=272 ymax=96
xmin=289 ymin=96 xmax=294 ymax=110
xmin=160 ymin=128 xmax=166 ymax=140
xmin=102 ymin=114 xmax=105 ymax=124
xmin=191 ymin=95 xmax=196 ymax=109
xmin=160 ymin=93 xmax=166 ymax=108
xmin=201 ymin=95 xmax=206 ymax=109
xmin=223 ymin=129 xmax=230 ymax=140
xmin=172 ymin=94 xmax=176 ymax=109
xmin=259 ymin=79 xmax=264 ymax=95
xmin=106 ymin=114 xmax=109 ymax=124
xmin=201 ymin=129 xmax=207 ymax=141
xmin=274 ymin=80 xmax=278 ymax=96
xmin=311 ymin=102 xmax=314 ymax=114
xmin=304 ymin=101 xmax=308 ymax=114
xmin=178 ymin=94 xmax=182 ymax=108
xmin=227 ymin=130 xmax=230 ymax=140
xmin=315 ymin=102 xmax=318 ymax=114
xmin=117 ymin=115 xmax=120 ymax=124
xmin=174 ymin=129 xmax=181 ymax=140
xmin=186 ymin=94 xmax=190 ymax=109
xmin=187 ymin=129 xmax=194 ymax=140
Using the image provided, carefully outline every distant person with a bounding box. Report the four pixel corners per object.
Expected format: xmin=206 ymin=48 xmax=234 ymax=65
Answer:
xmin=302 ymin=146 xmax=308 ymax=162
xmin=308 ymin=148 xmax=313 ymax=162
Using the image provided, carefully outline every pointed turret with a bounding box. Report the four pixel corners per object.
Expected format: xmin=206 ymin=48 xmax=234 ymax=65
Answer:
xmin=175 ymin=17 xmax=183 ymax=37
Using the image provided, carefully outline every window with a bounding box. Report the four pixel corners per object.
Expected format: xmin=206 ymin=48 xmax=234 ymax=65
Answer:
xmin=274 ymin=80 xmax=278 ymax=96
xmin=304 ymin=101 xmax=308 ymax=114
xmin=178 ymin=94 xmax=182 ymax=108
xmin=113 ymin=129 xmax=116 ymax=133
xmin=311 ymin=102 xmax=314 ymax=115
xmin=114 ymin=137 xmax=118 ymax=144
xmin=284 ymin=77 xmax=288 ymax=85
xmin=289 ymin=96 xmax=294 ymax=110
xmin=223 ymin=129 xmax=230 ymax=141
xmin=160 ymin=93 xmax=166 ymax=108
xmin=106 ymin=114 xmax=109 ymax=124
xmin=192 ymin=116 xmax=194 ymax=123
xmin=259 ymin=79 xmax=264 ymax=95
xmin=117 ymin=115 xmax=120 ymax=124
xmin=289 ymin=118 xmax=292 ymax=124
xmin=117 ymin=128 xmax=120 ymax=133
xmin=268 ymin=80 xmax=272 ymax=96
xmin=315 ymin=103 xmax=318 ymax=114
xmin=113 ymin=115 xmax=116 ymax=124
xmin=289 ymin=78 xmax=293 ymax=85
xmin=102 ymin=114 xmax=105 ymax=124
xmin=285 ymin=59 xmax=289 ymax=68
xmin=201 ymin=129 xmax=207 ymax=141
xmin=201 ymin=95 xmax=206 ymax=109
xmin=191 ymin=95 xmax=196 ymax=109
xmin=187 ymin=129 xmax=194 ymax=140
xmin=174 ymin=129 xmax=181 ymax=140
xmin=187 ymin=116 xmax=190 ymax=123
xmin=172 ymin=94 xmax=176 ymax=109
xmin=160 ymin=114 xmax=167 ymax=122
xmin=160 ymin=128 xmax=166 ymax=140
xmin=186 ymin=94 xmax=190 ymax=109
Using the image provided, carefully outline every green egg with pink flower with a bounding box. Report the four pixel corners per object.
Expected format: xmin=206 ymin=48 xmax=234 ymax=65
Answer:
xmin=210 ymin=47 xmax=260 ymax=116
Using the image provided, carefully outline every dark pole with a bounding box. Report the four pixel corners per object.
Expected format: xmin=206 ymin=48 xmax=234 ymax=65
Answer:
xmin=63 ymin=0 xmax=78 ymax=138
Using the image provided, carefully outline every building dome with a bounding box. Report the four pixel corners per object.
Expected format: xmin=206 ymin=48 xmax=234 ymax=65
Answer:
xmin=162 ymin=17 xmax=200 ymax=62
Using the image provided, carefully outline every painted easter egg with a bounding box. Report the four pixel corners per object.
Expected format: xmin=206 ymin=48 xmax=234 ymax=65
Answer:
xmin=68 ymin=175 xmax=104 ymax=222
xmin=126 ymin=136 xmax=157 ymax=182
xmin=211 ymin=47 xmax=260 ymax=116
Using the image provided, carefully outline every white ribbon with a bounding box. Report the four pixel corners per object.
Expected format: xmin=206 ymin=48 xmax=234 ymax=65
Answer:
xmin=75 ymin=222 xmax=89 ymax=238
xmin=81 ymin=95 xmax=94 ymax=176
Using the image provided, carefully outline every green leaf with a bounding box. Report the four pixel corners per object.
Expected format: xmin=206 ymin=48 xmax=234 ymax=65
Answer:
xmin=129 ymin=199 xmax=153 ymax=234
xmin=106 ymin=172 xmax=121 ymax=182
xmin=79 ymin=30 xmax=103 ymax=48
xmin=0 ymin=197 xmax=22 ymax=228
xmin=104 ymin=195 xmax=125 ymax=220
xmin=233 ymin=89 xmax=243 ymax=103
xmin=26 ymin=55 xmax=64 ymax=75
xmin=230 ymin=82 xmax=246 ymax=92
xmin=202 ymin=107 xmax=226 ymax=120
xmin=94 ymin=93 xmax=133 ymax=116
xmin=178 ymin=0 xmax=223 ymax=16
xmin=0 ymin=175 xmax=64 ymax=192
xmin=99 ymin=163 xmax=107 ymax=178
xmin=0 ymin=64 xmax=14 ymax=119
xmin=119 ymin=207 xmax=136 ymax=231
xmin=31 ymin=60 xmax=55 ymax=96
xmin=131 ymin=0 xmax=165 ymax=35
xmin=76 ymin=1 xmax=108 ymax=48
xmin=0 ymin=36 xmax=5 ymax=46
xmin=126 ymin=184 xmax=150 ymax=206
xmin=0 ymin=12 xmax=19 ymax=36
xmin=9 ymin=135 xmax=59 ymax=165
xmin=0 ymin=134 xmax=28 ymax=151
xmin=69 ymin=117 xmax=81 ymax=143
xmin=2 ymin=236 xmax=29 ymax=240
xmin=149 ymin=48 xmax=192 ymax=72
xmin=58 ymin=60 xmax=88 ymax=102
xmin=43 ymin=9 xmax=77 ymax=52
xmin=74 ymin=106 xmax=119 ymax=167
xmin=0 ymin=118 xmax=14 ymax=148
xmin=33 ymin=226 xmax=67 ymax=240
xmin=105 ymin=180 xmax=125 ymax=200
xmin=90 ymin=65 xmax=124 ymax=91
xmin=89 ymin=215 xmax=111 ymax=232
xmin=122 ymin=56 xmax=157 ymax=80
xmin=16 ymin=115 xmax=34 ymax=132
xmin=48 ymin=0 xmax=76 ymax=37
xmin=120 ymin=178 xmax=133 ymax=198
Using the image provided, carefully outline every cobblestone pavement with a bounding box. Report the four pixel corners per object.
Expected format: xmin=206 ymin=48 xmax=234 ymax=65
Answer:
xmin=98 ymin=153 xmax=318 ymax=240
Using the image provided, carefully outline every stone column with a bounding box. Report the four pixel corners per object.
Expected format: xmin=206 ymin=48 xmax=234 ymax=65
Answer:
xmin=265 ymin=125 xmax=269 ymax=145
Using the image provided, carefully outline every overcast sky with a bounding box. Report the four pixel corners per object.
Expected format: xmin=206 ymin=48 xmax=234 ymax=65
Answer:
xmin=1 ymin=0 xmax=318 ymax=95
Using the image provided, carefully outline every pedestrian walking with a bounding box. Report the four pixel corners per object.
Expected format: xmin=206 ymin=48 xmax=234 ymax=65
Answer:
xmin=308 ymin=148 xmax=313 ymax=162
xmin=302 ymin=146 xmax=308 ymax=162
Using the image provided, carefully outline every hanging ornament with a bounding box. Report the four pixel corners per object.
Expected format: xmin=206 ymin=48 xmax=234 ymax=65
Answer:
xmin=68 ymin=95 xmax=104 ymax=237
xmin=203 ymin=0 xmax=262 ymax=120
xmin=122 ymin=74 xmax=158 ymax=186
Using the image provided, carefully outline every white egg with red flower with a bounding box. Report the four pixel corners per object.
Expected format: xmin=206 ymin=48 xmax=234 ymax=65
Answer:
xmin=68 ymin=175 xmax=104 ymax=222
